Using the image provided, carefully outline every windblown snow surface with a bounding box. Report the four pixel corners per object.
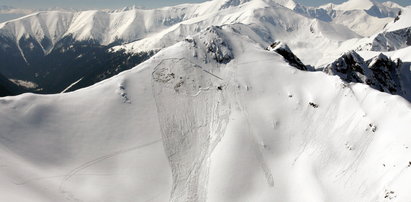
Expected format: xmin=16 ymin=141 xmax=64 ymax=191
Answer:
xmin=1 ymin=0 xmax=411 ymax=202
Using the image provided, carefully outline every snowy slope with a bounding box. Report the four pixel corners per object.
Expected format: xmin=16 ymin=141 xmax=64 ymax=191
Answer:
xmin=328 ymin=10 xmax=393 ymax=37
xmin=359 ymin=46 xmax=411 ymax=62
xmin=293 ymin=2 xmax=409 ymax=56
xmin=294 ymin=5 xmax=395 ymax=37
xmin=384 ymin=7 xmax=411 ymax=32
xmin=1 ymin=23 xmax=411 ymax=202
xmin=0 ymin=11 xmax=74 ymax=53
xmin=323 ymin=0 xmax=401 ymax=16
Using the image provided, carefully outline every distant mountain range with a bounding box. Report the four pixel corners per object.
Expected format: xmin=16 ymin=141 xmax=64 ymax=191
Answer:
xmin=0 ymin=0 xmax=409 ymax=97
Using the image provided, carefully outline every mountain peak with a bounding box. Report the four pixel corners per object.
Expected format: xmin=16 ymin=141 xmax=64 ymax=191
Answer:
xmin=214 ymin=0 xmax=297 ymax=10
xmin=216 ymin=0 xmax=252 ymax=10
xmin=268 ymin=41 xmax=308 ymax=70
xmin=342 ymin=50 xmax=365 ymax=63
xmin=271 ymin=0 xmax=297 ymax=9
xmin=324 ymin=51 xmax=406 ymax=97
xmin=334 ymin=0 xmax=375 ymax=10
xmin=111 ymin=5 xmax=145 ymax=12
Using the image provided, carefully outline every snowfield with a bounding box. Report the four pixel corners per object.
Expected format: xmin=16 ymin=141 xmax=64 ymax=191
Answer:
xmin=1 ymin=0 xmax=411 ymax=202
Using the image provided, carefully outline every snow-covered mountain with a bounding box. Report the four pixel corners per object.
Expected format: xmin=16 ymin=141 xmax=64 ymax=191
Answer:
xmin=1 ymin=0 xmax=411 ymax=201
xmin=337 ymin=6 xmax=410 ymax=53
xmin=0 ymin=0 xmax=407 ymax=95
xmin=293 ymin=0 xmax=401 ymax=37
xmin=111 ymin=0 xmax=360 ymax=66
xmin=1 ymin=21 xmax=411 ymax=202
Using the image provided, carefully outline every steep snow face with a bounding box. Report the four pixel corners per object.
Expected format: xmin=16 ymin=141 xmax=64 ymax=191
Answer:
xmin=385 ymin=7 xmax=411 ymax=32
xmin=319 ymin=0 xmax=401 ymax=16
xmin=365 ymin=8 xmax=411 ymax=51
xmin=0 ymin=4 xmax=204 ymax=49
xmin=329 ymin=10 xmax=393 ymax=37
xmin=294 ymin=5 xmax=395 ymax=37
xmin=64 ymin=7 xmax=198 ymax=45
xmin=359 ymin=46 xmax=411 ymax=62
xmin=340 ymin=9 xmax=410 ymax=53
xmin=0 ymin=11 xmax=74 ymax=53
xmin=1 ymin=24 xmax=411 ymax=202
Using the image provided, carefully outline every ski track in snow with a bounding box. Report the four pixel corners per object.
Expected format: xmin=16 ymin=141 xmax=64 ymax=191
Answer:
xmin=57 ymin=139 xmax=162 ymax=201
xmin=61 ymin=77 xmax=84 ymax=93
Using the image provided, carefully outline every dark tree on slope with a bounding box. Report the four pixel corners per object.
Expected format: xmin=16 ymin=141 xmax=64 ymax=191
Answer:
xmin=0 ymin=73 xmax=22 ymax=97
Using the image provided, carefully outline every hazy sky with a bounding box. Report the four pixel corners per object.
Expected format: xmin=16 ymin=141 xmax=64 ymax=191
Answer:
xmin=0 ymin=0 xmax=410 ymax=9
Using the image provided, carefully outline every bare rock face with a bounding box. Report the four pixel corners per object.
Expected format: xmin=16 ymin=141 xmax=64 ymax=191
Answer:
xmin=367 ymin=53 xmax=403 ymax=94
xmin=323 ymin=51 xmax=370 ymax=83
xmin=324 ymin=51 xmax=406 ymax=98
xmin=152 ymin=58 xmax=230 ymax=202
xmin=370 ymin=27 xmax=411 ymax=51
xmin=201 ymin=26 xmax=234 ymax=64
xmin=268 ymin=41 xmax=308 ymax=71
